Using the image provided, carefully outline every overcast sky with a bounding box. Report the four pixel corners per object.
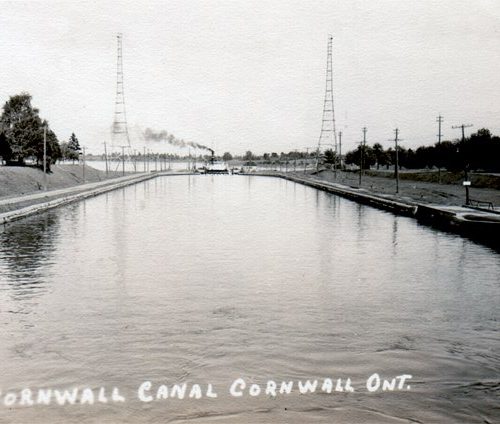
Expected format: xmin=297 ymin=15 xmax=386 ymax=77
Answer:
xmin=1 ymin=0 xmax=499 ymax=155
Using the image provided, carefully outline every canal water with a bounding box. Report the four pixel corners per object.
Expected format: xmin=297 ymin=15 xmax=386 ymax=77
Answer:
xmin=0 ymin=176 xmax=498 ymax=423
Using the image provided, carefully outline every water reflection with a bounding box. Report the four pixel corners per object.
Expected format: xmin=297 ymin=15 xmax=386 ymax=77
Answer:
xmin=111 ymin=186 xmax=130 ymax=285
xmin=391 ymin=216 xmax=398 ymax=258
xmin=0 ymin=213 xmax=60 ymax=304
xmin=355 ymin=203 xmax=367 ymax=249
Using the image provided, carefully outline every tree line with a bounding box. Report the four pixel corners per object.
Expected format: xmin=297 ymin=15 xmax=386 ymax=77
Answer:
xmin=342 ymin=129 xmax=500 ymax=172
xmin=0 ymin=93 xmax=81 ymax=170
xmin=224 ymin=130 xmax=500 ymax=173
xmin=222 ymin=150 xmax=317 ymax=163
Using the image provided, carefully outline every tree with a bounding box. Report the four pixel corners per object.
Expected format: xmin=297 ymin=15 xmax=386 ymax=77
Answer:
xmin=390 ymin=146 xmax=407 ymax=171
xmin=244 ymin=150 xmax=254 ymax=161
xmin=345 ymin=145 xmax=375 ymax=169
xmin=373 ymin=143 xmax=384 ymax=169
xmin=0 ymin=132 xmax=12 ymax=163
xmin=47 ymin=127 xmax=62 ymax=166
xmin=32 ymin=121 xmax=61 ymax=171
xmin=67 ymin=133 xmax=81 ymax=163
xmin=0 ymin=93 xmax=61 ymax=168
xmin=0 ymin=93 xmax=39 ymax=164
xmin=466 ymin=128 xmax=500 ymax=171
xmin=435 ymin=140 xmax=456 ymax=171
xmin=344 ymin=149 xmax=357 ymax=166
xmin=323 ymin=149 xmax=337 ymax=166
xmin=60 ymin=141 xmax=70 ymax=161
xmin=222 ymin=152 xmax=233 ymax=161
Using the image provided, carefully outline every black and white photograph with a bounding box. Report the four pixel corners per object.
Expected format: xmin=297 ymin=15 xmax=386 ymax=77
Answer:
xmin=0 ymin=1 xmax=499 ymax=423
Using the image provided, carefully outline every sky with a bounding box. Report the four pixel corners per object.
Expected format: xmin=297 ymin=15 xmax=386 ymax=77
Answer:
xmin=0 ymin=0 xmax=499 ymax=155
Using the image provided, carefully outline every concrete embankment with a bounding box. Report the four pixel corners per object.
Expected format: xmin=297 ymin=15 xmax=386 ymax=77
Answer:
xmin=0 ymin=171 xmax=190 ymax=225
xmin=415 ymin=203 xmax=500 ymax=244
xmin=247 ymin=171 xmax=500 ymax=248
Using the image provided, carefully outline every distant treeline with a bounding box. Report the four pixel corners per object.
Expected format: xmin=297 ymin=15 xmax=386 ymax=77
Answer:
xmin=343 ymin=129 xmax=500 ymax=172
xmin=226 ymin=129 xmax=500 ymax=172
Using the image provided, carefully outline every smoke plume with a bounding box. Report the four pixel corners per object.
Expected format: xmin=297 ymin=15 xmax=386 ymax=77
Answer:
xmin=143 ymin=128 xmax=211 ymax=152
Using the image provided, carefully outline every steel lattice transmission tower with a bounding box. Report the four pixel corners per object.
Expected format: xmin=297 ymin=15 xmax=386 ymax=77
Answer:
xmin=315 ymin=35 xmax=338 ymax=171
xmin=111 ymin=33 xmax=131 ymax=151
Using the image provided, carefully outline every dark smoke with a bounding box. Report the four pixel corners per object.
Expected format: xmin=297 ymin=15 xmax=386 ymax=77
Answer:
xmin=143 ymin=128 xmax=211 ymax=152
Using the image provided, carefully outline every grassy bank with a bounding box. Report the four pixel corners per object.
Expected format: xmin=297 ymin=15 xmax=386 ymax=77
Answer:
xmin=314 ymin=170 xmax=500 ymax=207
xmin=362 ymin=169 xmax=500 ymax=190
xmin=0 ymin=164 xmax=123 ymax=199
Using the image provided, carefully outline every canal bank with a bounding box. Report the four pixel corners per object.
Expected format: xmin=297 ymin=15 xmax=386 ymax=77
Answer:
xmin=0 ymin=171 xmax=192 ymax=225
xmin=246 ymin=171 xmax=500 ymax=248
xmin=0 ymin=163 xmax=123 ymax=198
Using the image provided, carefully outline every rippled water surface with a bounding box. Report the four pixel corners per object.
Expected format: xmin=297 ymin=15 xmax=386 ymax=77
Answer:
xmin=0 ymin=176 xmax=499 ymax=423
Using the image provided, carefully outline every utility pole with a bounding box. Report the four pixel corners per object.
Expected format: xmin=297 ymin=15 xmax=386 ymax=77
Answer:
xmin=452 ymin=123 xmax=473 ymax=142
xmin=82 ymin=146 xmax=86 ymax=183
xmin=43 ymin=125 xmax=47 ymax=191
xmin=359 ymin=127 xmax=367 ymax=187
xmin=393 ymin=128 xmax=402 ymax=194
xmin=103 ymin=142 xmax=109 ymax=176
xmin=338 ymin=130 xmax=342 ymax=170
xmin=452 ymin=123 xmax=473 ymax=205
xmin=303 ymin=147 xmax=310 ymax=174
xmin=436 ymin=115 xmax=443 ymax=183
xmin=315 ymin=147 xmax=320 ymax=172
xmin=121 ymin=146 xmax=125 ymax=176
